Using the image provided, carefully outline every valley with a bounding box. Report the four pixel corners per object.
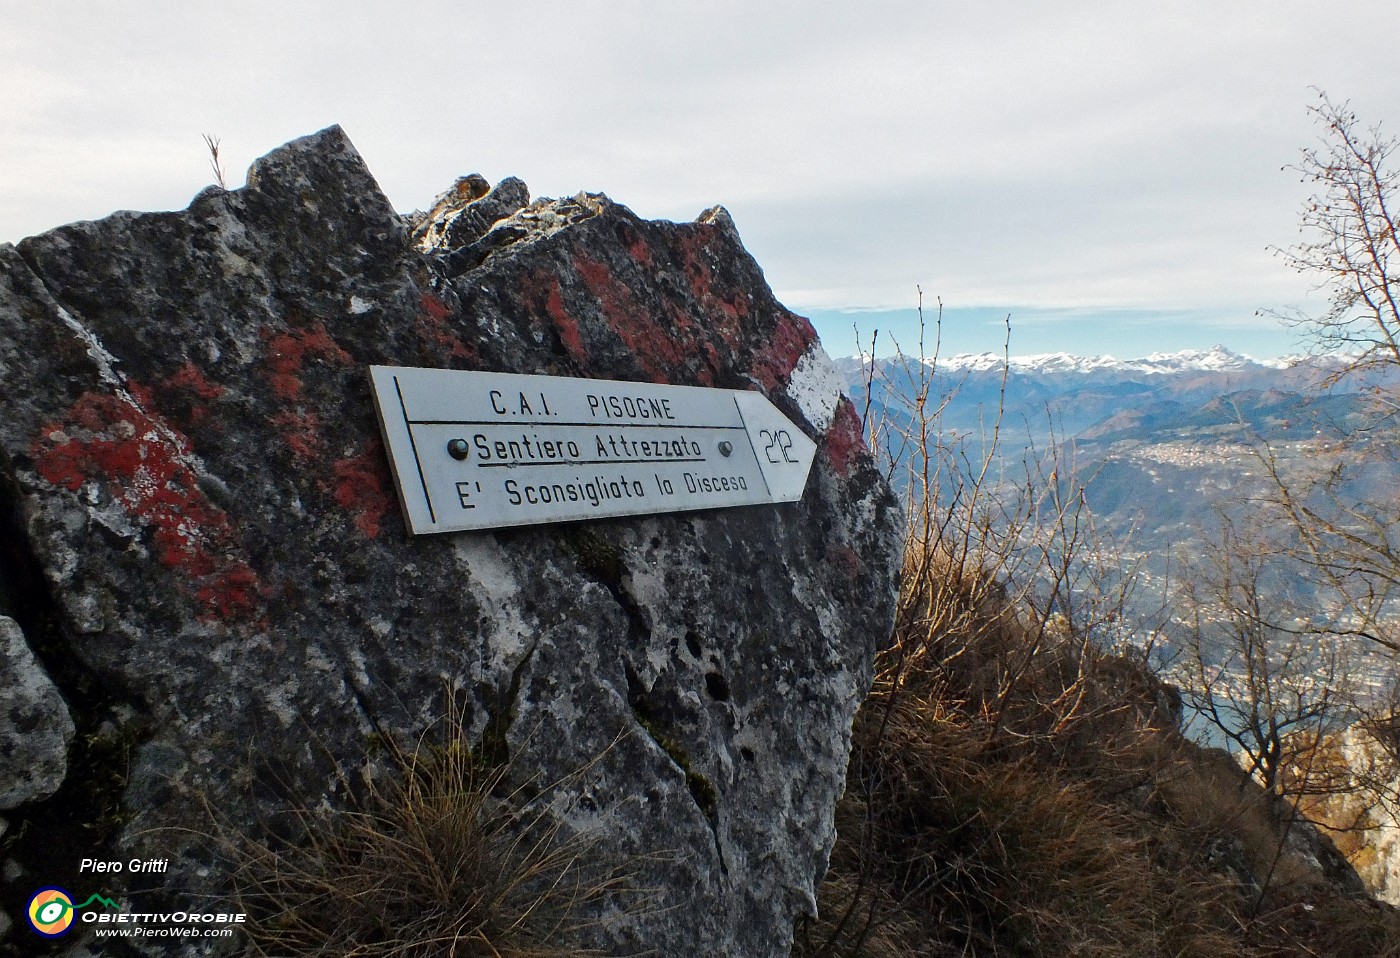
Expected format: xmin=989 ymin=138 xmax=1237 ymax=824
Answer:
xmin=836 ymin=345 xmax=1400 ymax=704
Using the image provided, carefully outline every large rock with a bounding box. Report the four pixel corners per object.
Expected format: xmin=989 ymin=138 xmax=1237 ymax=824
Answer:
xmin=0 ymin=614 xmax=74 ymax=809
xmin=0 ymin=127 xmax=902 ymax=956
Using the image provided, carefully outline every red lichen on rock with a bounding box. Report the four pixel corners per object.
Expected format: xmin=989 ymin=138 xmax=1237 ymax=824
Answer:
xmin=263 ymin=323 xmax=352 ymax=401
xmin=538 ymin=273 xmax=589 ymax=363
xmin=677 ymin=228 xmax=717 ymax=304
xmin=824 ymin=399 xmax=868 ymax=479
xmin=266 ymin=413 xmax=390 ymax=539
xmin=331 ymin=441 xmax=394 ymax=539
xmin=252 ymin=321 xmax=393 ymax=538
xmin=271 ymin=410 xmax=324 ymax=461
xmin=420 ymin=291 xmax=451 ymax=322
xmin=751 ymin=310 xmax=817 ymax=393
xmin=627 ymin=232 xmax=654 ymax=268
xmin=127 ymin=362 xmax=227 ymax=430
xmin=572 ymin=251 xmax=688 ymax=383
xmin=30 ymin=389 xmax=263 ymax=621
xmin=416 ymin=291 xmax=475 ymax=362
xmin=674 ymin=226 xmax=749 ymax=351
xmin=163 ymin=361 xmax=225 ymax=401
xmin=196 ymin=566 xmax=264 ymax=623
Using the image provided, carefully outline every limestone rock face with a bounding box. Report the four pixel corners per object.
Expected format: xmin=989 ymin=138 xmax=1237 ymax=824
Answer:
xmin=1296 ymin=726 xmax=1400 ymax=904
xmin=0 ymin=126 xmax=902 ymax=956
xmin=0 ymin=615 xmax=74 ymax=809
xmin=411 ymin=173 xmax=531 ymax=252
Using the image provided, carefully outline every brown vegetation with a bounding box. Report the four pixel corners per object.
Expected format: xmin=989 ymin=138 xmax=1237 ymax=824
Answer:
xmin=210 ymin=700 xmax=630 ymax=958
xmin=797 ymin=296 xmax=1400 ymax=957
xmin=795 ymin=539 xmax=1400 ymax=958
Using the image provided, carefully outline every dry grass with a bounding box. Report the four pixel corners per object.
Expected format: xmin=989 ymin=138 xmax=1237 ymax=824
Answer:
xmin=210 ymin=704 xmax=631 ymax=958
xmin=798 ymin=543 xmax=1400 ymax=958
xmin=795 ymin=550 xmax=1246 ymax=958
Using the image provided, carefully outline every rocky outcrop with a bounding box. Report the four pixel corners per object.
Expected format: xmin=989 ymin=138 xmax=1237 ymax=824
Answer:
xmin=0 ymin=615 xmax=73 ymax=810
xmin=0 ymin=127 xmax=902 ymax=955
xmin=1295 ymin=724 xmax=1400 ymax=905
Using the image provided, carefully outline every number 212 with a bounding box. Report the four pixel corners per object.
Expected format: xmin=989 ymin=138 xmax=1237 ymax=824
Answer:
xmin=760 ymin=429 xmax=798 ymax=464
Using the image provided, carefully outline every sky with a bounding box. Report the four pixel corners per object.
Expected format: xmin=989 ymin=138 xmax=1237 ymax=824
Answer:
xmin=3 ymin=2 xmax=1397 ymax=360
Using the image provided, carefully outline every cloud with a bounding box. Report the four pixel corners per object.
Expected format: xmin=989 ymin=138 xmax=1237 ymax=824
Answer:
xmin=2 ymin=0 xmax=1396 ymax=358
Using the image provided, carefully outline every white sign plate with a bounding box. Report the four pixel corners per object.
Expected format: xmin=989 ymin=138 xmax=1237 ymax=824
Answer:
xmin=368 ymin=366 xmax=817 ymax=535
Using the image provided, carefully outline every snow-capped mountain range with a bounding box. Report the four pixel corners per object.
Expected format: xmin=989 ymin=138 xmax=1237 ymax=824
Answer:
xmin=928 ymin=345 xmax=1299 ymax=375
xmin=845 ymin=345 xmax=1318 ymax=376
xmin=839 ymin=342 xmax=1400 ymax=644
xmin=833 ymin=344 xmax=1394 ymax=452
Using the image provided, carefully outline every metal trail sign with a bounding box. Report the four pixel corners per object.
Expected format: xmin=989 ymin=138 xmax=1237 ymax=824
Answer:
xmin=368 ymin=366 xmax=817 ymax=535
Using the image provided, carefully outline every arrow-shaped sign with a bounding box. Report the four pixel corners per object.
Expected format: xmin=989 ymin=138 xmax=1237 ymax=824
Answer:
xmin=368 ymin=366 xmax=817 ymax=535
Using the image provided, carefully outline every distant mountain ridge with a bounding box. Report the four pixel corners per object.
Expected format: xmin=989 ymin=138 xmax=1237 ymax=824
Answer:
xmin=831 ymin=346 xmax=1388 ymax=446
xmin=835 ymin=344 xmax=1400 ymax=619
xmin=932 ymin=345 xmax=1298 ymax=375
xmin=838 ymin=345 xmax=1357 ymax=380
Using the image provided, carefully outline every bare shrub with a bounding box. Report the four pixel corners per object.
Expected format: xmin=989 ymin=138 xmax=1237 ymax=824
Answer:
xmin=1275 ymin=91 xmax=1400 ymax=377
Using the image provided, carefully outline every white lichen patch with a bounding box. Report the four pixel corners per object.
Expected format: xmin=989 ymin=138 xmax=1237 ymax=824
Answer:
xmin=263 ymin=681 xmax=302 ymax=728
xmin=452 ymin=535 xmax=529 ymax=667
xmin=786 ymin=343 xmax=844 ymax=433
xmin=55 ymin=303 xmax=123 ymax=390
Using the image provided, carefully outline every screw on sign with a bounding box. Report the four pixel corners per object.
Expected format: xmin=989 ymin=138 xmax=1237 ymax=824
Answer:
xmin=368 ymin=367 xmax=817 ymax=535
